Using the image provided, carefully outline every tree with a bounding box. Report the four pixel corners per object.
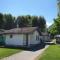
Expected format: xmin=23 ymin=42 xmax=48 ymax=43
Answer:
xmin=48 ymin=16 xmax=60 ymax=37
xmin=15 ymin=16 xmax=25 ymax=27
xmin=54 ymin=16 xmax=60 ymax=34
xmin=4 ymin=14 xmax=15 ymax=30
xmin=48 ymin=24 xmax=57 ymax=38
xmin=0 ymin=13 xmax=4 ymax=29
xmin=15 ymin=15 xmax=32 ymax=27
xmin=0 ymin=13 xmax=46 ymax=31
xmin=25 ymin=15 xmax=32 ymax=26
xmin=38 ymin=16 xmax=46 ymax=32
xmin=32 ymin=16 xmax=38 ymax=27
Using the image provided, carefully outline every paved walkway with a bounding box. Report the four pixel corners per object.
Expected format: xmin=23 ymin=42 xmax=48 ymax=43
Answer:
xmin=1 ymin=45 xmax=49 ymax=60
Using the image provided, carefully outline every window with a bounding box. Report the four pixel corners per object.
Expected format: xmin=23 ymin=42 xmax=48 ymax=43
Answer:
xmin=36 ymin=35 xmax=39 ymax=40
xmin=10 ymin=35 xmax=13 ymax=38
xmin=38 ymin=36 xmax=39 ymax=40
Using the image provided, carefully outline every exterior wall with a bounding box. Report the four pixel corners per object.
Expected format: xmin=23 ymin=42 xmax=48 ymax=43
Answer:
xmin=5 ymin=34 xmax=24 ymax=46
xmin=40 ymin=35 xmax=51 ymax=41
xmin=5 ymin=31 xmax=40 ymax=47
xmin=23 ymin=34 xmax=27 ymax=46
xmin=42 ymin=35 xmax=50 ymax=42
xmin=28 ymin=31 xmax=40 ymax=46
xmin=0 ymin=35 xmax=5 ymax=45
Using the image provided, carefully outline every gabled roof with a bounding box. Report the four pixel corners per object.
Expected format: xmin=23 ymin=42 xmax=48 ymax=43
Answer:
xmin=0 ymin=29 xmax=5 ymax=35
xmin=4 ymin=27 xmax=38 ymax=34
xmin=41 ymin=32 xmax=49 ymax=36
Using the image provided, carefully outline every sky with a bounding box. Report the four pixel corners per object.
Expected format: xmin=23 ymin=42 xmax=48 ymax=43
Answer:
xmin=0 ymin=0 xmax=57 ymax=27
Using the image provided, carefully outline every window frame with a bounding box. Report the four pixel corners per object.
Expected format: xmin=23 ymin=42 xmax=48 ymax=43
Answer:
xmin=10 ymin=35 xmax=13 ymax=38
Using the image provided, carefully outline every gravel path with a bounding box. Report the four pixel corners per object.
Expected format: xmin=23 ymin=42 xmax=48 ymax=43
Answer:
xmin=1 ymin=45 xmax=49 ymax=60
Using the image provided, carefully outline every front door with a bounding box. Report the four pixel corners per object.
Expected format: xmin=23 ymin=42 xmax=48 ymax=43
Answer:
xmin=26 ymin=34 xmax=28 ymax=46
xmin=23 ymin=34 xmax=28 ymax=46
xmin=0 ymin=35 xmax=5 ymax=45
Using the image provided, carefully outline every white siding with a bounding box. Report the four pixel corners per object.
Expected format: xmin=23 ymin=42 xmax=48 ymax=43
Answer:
xmin=5 ymin=34 xmax=24 ymax=46
xmin=5 ymin=30 xmax=40 ymax=46
xmin=42 ymin=36 xmax=50 ymax=42
xmin=28 ymin=31 xmax=40 ymax=46
xmin=23 ymin=34 xmax=26 ymax=45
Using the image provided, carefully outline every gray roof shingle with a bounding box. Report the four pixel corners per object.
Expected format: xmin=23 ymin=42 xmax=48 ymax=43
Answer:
xmin=3 ymin=27 xmax=37 ymax=34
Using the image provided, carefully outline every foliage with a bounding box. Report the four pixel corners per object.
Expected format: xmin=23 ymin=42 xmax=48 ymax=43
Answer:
xmin=15 ymin=15 xmax=32 ymax=27
xmin=38 ymin=16 xmax=46 ymax=32
xmin=54 ymin=16 xmax=60 ymax=34
xmin=48 ymin=16 xmax=60 ymax=36
xmin=0 ymin=13 xmax=4 ymax=29
xmin=32 ymin=16 xmax=46 ymax=32
xmin=32 ymin=16 xmax=38 ymax=27
xmin=0 ymin=13 xmax=46 ymax=32
xmin=48 ymin=24 xmax=57 ymax=35
xmin=3 ymin=14 xmax=15 ymax=30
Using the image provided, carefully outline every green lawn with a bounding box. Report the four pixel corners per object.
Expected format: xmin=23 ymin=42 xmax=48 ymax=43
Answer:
xmin=0 ymin=48 xmax=22 ymax=59
xmin=38 ymin=45 xmax=60 ymax=60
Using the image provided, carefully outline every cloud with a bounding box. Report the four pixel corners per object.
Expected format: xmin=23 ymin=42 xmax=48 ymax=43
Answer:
xmin=46 ymin=22 xmax=53 ymax=27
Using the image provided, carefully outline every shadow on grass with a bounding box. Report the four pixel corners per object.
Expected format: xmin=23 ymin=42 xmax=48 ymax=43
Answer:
xmin=0 ymin=44 xmax=46 ymax=52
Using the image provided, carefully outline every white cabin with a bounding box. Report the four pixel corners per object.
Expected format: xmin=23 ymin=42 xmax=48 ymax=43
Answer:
xmin=4 ymin=27 xmax=41 ymax=47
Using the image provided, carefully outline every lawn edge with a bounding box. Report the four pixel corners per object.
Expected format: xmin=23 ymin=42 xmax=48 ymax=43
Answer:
xmin=35 ymin=45 xmax=50 ymax=60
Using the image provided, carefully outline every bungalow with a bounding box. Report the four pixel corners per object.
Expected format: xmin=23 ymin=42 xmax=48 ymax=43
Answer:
xmin=3 ymin=27 xmax=41 ymax=47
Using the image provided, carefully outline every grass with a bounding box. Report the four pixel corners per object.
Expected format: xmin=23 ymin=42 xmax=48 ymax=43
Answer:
xmin=38 ymin=45 xmax=60 ymax=60
xmin=0 ymin=47 xmax=22 ymax=59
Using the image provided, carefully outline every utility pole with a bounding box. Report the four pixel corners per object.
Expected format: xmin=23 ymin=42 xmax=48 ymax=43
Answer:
xmin=57 ymin=0 xmax=60 ymax=16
